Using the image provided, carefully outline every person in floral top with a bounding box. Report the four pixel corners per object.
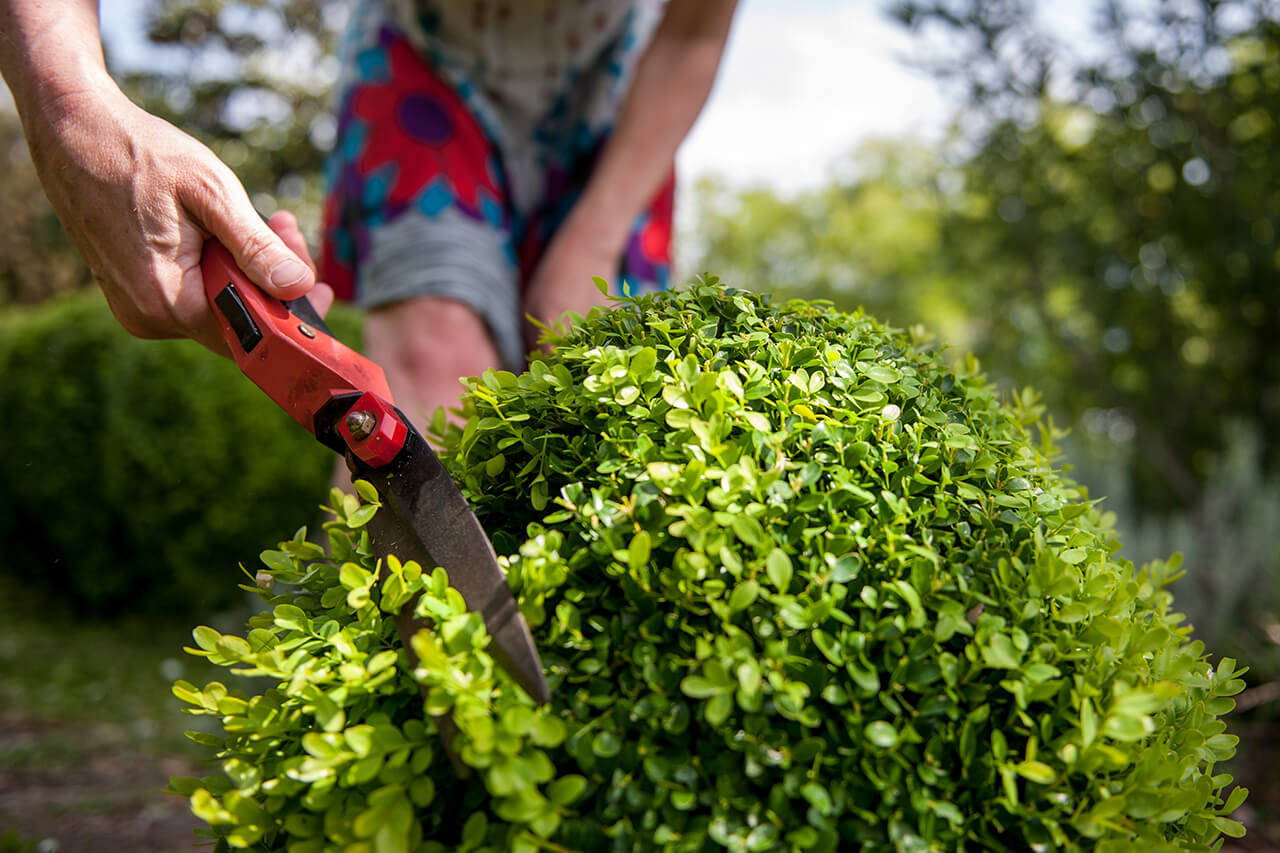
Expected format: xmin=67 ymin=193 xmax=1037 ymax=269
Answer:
xmin=0 ymin=0 xmax=737 ymax=436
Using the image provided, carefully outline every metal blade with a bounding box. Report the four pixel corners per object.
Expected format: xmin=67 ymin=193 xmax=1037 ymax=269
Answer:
xmin=348 ymin=425 xmax=550 ymax=705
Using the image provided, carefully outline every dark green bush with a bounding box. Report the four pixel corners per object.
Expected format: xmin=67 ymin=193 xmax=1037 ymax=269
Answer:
xmin=174 ymin=283 xmax=1247 ymax=851
xmin=0 ymin=290 xmax=361 ymax=616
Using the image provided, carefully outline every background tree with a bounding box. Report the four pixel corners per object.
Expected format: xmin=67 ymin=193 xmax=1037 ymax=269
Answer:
xmin=0 ymin=111 xmax=91 ymax=304
xmin=117 ymin=0 xmax=347 ymax=237
xmin=890 ymin=0 xmax=1280 ymax=515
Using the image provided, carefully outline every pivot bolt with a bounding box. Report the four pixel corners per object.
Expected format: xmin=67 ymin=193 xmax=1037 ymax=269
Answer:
xmin=345 ymin=410 xmax=377 ymax=440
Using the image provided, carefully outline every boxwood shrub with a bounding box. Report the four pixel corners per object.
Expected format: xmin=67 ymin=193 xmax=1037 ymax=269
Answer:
xmin=173 ymin=281 xmax=1247 ymax=851
xmin=0 ymin=291 xmax=360 ymax=616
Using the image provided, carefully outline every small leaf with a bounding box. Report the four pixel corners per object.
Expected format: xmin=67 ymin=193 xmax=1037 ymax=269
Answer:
xmin=191 ymin=626 xmax=221 ymax=652
xmin=628 ymin=530 xmax=652 ymax=569
xmin=766 ymin=549 xmax=793 ymax=591
xmin=728 ymin=579 xmax=760 ymax=613
xmin=680 ymin=676 xmax=723 ymax=699
xmin=353 ymin=479 xmax=380 ymax=504
xmin=547 ymin=775 xmax=588 ymax=805
xmin=1014 ymin=760 xmax=1056 ymax=784
xmin=592 ymin=731 xmax=622 ymax=758
xmin=864 ymin=720 xmax=899 ymax=748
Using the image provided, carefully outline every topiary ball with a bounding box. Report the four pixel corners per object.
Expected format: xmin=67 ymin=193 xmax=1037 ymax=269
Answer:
xmin=174 ymin=281 xmax=1247 ymax=852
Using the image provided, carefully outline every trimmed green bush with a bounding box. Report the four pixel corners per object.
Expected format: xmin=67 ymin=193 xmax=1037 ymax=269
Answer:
xmin=174 ymin=282 xmax=1247 ymax=851
xmin=0 ymin=291 xmax=361 ymax=616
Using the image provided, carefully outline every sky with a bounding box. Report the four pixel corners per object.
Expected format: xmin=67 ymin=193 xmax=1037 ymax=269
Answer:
xmin=675 ymin=0 xmax=950 ymax=193
xmin=97 ymin=0 xmax=1102 ymax=196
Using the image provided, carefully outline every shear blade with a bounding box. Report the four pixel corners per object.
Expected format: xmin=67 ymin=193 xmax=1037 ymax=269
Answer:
xmin=350 ymin=427 xmax=550 ymax=705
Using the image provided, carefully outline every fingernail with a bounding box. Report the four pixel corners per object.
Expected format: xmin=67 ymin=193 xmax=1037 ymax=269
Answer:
xmin=269 ymin=257 xmax=309 ymax=289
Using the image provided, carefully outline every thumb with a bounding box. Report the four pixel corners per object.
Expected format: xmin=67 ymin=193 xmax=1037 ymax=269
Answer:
xmin=187 ymin=175 xmax=317 ymax=299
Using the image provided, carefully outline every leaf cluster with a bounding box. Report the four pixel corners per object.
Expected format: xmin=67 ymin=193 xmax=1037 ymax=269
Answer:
xmin=176 ymin=283 xmax=1247 ymax=850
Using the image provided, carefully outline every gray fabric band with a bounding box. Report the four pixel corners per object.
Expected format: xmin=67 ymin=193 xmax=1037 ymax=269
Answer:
xmin=357 ymin=209 xmax=525 ymax=372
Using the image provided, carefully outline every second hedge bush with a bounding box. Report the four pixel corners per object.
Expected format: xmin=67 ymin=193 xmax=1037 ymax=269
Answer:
xmin=0 ymin=290 xmax=362 ymax=616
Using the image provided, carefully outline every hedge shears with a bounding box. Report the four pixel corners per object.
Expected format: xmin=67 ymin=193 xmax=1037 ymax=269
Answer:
xmin=200 ymin=241 xmax=550 ymax=712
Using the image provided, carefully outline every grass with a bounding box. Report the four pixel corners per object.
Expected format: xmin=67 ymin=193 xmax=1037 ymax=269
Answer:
xmin=0 ymin=575 xmax=239 ymax=749
xmin=0 ymin=575 xmax=252 ymax=852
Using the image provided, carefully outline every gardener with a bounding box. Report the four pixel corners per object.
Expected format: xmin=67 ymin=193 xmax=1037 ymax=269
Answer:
xmin=0 ymin=0 xmax=737 ymax=429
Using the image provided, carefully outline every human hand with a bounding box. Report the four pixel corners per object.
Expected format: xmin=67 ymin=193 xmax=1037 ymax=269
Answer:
xmin=522 ymin=232 xmax=620 ymax=353
xmin=24 ymin=83 xmax=329 ymax=355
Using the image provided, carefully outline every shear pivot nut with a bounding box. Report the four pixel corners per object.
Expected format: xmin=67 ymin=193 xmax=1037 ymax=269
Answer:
xmin=345 ymin=410 xmax=377 ymax=440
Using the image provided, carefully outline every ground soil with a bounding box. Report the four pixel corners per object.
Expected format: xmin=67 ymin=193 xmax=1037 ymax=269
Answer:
xmin=0 ymin=715 xmax=206 ymax=853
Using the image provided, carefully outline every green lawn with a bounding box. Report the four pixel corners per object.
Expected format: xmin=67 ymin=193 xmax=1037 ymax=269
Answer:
xmin=0 ymin=577 xmax=247 ymax=852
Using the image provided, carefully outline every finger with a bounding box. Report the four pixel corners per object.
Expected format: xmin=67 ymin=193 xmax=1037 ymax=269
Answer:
xmin=102 ymin=277 xmax=233 ymax=358
xmin=192 ymin=315 xmax=236 ymax=358
xmin=185 ymin=173 xmax=316 ymax=300
xmin=266 ymin=210 xmax=318 ymax=274
xmin=265 ymin=211 xmax=339 ymax=320
xmin=308 ymin=282 xmax=336 ymax=320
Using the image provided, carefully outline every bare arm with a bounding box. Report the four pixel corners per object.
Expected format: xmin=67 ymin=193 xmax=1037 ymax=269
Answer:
xmin=0 ymin=0 xmax=327 ymax=353
xmin=569 ymin=0 xmax=738 ymax=252
xmin=524 ymin=0 xmax=739 ymax=339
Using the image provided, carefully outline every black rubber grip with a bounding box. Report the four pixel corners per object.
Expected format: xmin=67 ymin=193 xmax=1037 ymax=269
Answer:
xmin=214 ymin=283 xmax=263 ymax=354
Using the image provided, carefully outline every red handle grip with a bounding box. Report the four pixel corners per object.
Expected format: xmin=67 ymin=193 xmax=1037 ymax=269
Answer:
xmin=201 ymin=240 xmax=407 ymax=467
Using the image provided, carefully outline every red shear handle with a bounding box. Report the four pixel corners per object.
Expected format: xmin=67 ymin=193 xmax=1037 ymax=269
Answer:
xmin=201 ymin=239 xmax=407 ymax=467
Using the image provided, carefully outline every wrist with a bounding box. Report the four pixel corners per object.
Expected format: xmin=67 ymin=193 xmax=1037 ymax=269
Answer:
xmin=0 ymin=2 xmax=115 ymax=130
xmin=557 ymin=195 xmax=634 ymax=259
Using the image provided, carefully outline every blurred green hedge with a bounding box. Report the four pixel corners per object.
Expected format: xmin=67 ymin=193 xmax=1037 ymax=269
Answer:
xmin=0 ymin=290 xmax=362 ymax=617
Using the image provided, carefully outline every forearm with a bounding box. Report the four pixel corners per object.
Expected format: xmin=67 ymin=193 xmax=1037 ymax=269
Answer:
xmin=561 ymin=0 xmax=738 ymax=252
xmin=0 ymin=0 xmax=116 ymax=129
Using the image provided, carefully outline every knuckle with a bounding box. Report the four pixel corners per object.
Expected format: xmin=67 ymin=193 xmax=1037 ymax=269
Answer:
xmin=237 ymin=229 xmax=277 ymax=269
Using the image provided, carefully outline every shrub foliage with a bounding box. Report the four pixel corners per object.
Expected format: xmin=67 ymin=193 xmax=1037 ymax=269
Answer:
xmin=175 ymin=282 xmax=1247 ymax=851
xmin=0 ymin=292 xmax=360 ymax=615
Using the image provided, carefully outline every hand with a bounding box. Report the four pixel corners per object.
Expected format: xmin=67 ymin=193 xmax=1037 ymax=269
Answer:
xmin=24 ymin=83 xmax=328 ymax=355
xmin=522 ymin=231 xmax=620 ymax=353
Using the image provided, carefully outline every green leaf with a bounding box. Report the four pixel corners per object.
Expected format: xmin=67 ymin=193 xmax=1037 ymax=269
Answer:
xmin=1014 ymin=760 xmax=1056 ymax=784
xmin=164 ymin=285 xmax=1250 ymax=850
xmin=531 ymin=715 xmax=567 ymax=748
xmin=485 ymin=454 xmax=507 ymax=477
xmin=591 ymin=731 xmax=622 ymax=758
xmin=462 ymin=813 xmax=487 ymax=848
xmin=680 ymin=676 xmax=724 ymax=699
xmin=830 ymin=554 xmax=861 ymax=583
xmin=628 ymin=530 xmax=652 ymax=569
xmin=705 ymin=692 xmax=733 ymax=725
xmin=728 ymin=579 xmax=760 ymax=613
xmin=347 ymin=503 xmax=378 ymax=528
xmin=865 ymin=720 xmax=899 ymax=748
xmin=353 ymin=479 xmax=380 ymax=504
xmin=273 ymin=604 xmax=309 ymax=633
xmin=547 ymin=775 xmax=588 ymax=805
xmin=191 ymin=626 xmax=221 ymax=652
xmin=1222 ymin=786 xmax=1249 ymax=814
xmin=1212 ymin=817 xmax=1247 ymax=839
xmin=731 ymin=514 xmax=766 ymax=548
xmin=766 ymin=548 xmax=794 ymax=591
xmin=862 ymin=364 xmax=901 ymax=384
xmin=982 ymin=633 xmax=1021 ymax=669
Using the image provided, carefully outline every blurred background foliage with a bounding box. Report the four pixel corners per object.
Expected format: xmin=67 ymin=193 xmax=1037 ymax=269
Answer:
xmin=0 ymin=0 xmax=1276 ymax=847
